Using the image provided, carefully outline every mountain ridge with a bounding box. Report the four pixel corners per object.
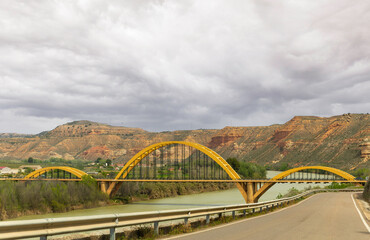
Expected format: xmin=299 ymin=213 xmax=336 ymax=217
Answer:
xmin=0 ymin=114 xmax=368 ymax=170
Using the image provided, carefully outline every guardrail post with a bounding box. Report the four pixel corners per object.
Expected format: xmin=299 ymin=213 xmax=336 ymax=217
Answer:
xmin=40 ymin=236 xmax=47 ymax=240
xmin=243 ymin=209 xmax=246 ymax=216
xmin=260 ymin=207 xmax=263 ymax=212
xmin=218 ymin=213 xmax=222 ymax=219
xmin=184 ymin=217 xmax=189 ymax=226
xmin=154 ymin=221 xmax=159 ymax=235
xmin=252 ymin=208 xmax=255 ymax=214
xmin=110 ymin=227 xmax=116 ymax=240
xmin=232 ymin=211 xmax=236 ymax=219
xmin=206 ymin=214 xmax=210 ymax=224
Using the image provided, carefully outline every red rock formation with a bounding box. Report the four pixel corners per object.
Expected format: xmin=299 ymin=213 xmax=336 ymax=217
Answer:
xmin=0 ymin=114 xmax=368 ymax=170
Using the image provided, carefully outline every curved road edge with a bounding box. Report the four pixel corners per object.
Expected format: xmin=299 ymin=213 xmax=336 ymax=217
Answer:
xmin=351 ymin=193 xmax=370 ymax=232
xmin=164 ymin=192 xmax=369 ymax=240
xmin=164 ymin=193 xmax=320 ymax=240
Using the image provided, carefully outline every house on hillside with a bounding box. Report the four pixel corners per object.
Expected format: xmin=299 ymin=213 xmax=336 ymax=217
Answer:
xmin=0 ymin=167 xmax=19 ymax=175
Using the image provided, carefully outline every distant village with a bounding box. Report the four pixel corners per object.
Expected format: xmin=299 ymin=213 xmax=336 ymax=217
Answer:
xmin=0 ymin=157 xmax=124 ymax=178
xmin=0 ymin=165 xmax=42 ymax=176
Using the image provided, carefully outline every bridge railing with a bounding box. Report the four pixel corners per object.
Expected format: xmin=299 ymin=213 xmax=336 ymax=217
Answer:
xmin=0 ymin=189 xmax=362 ymax=240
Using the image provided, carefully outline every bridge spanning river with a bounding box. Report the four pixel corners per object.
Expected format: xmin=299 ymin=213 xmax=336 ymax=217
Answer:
xmin=1 ymin=141 xmax=366 ymax=203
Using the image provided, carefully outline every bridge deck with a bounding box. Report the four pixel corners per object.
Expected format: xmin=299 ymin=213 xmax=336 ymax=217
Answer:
xmin=0 ymin=178 xmax=366 ymax=184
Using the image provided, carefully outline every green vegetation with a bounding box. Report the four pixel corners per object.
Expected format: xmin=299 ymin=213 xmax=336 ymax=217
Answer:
xmin=0 ymin=158 xmax=88 ymax=170
xmin=278 ymin=162 xmax=290 ymax=171
xmin=226 ymin=158 xmax=266 ymax=179
xmin=363 ymin=178 xmax=370 ymax=203
xmin=238 ymin=162 xmax=266 ymax=179
xmin=0 ymin=180 xmax=108 ymax=220
xmin=115 ymin=182 xmax=234 ymax=202
xmin=351 ymin=168 xmax=370 ymax=180
xmin=326 ymin=182 xmax=355 ymax=189
xmin=277 ymin=187 xmax=301 ymax=199
xmin=226 ymin=158 xmax=240 ymax=172
xmin=277 ymin=186 xmax=322 ymax=199
xmin=44 ymin=157 xmax=86 ymax=170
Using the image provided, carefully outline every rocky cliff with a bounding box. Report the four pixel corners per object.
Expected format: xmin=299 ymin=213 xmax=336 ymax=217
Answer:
xmin=0 ymin=114 xmax=369 ymax=170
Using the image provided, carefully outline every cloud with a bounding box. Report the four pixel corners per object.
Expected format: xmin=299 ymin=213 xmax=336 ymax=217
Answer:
xmin=0 ymin=0 xmax=369 ymax=133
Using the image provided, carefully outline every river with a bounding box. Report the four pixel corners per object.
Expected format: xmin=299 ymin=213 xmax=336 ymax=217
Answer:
xmin=13 ymin=171 xmax=329 ymax=220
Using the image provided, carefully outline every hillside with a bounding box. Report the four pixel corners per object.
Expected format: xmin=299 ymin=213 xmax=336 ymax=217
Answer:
xmin=0 ymin=114 xmax=369 ymax=170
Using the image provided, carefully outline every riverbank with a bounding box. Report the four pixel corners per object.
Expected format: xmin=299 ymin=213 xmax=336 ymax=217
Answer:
xmin=8 ymin=171 xmax=338 ymax=221
xmin=1 ymin=181 xmax=235 ymax=221
xmin=115 ymin=182 xmax=234 ymax=203
xmin=0 ymin=180 xmax=109 ymax=220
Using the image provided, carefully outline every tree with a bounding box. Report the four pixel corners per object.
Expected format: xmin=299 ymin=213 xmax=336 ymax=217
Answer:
xmin=27 ymin=157 xmax=34 ymax=163
xmin=279 ymin=162 xmax=290 ymax=171
xmin=238 ymin=162 xmax=267 ymax=179
xmin=81 ymin=174 xmax=98 ymax=189
xmin=226 ymin=158 xmax=240 ymax=172
xmin=106 ymin=159 xmax=112 ymax=166
xmin=95 ymin=158 xmax=102 ymax=164
xmin=24 ymin=167 xmax=33 ymax=175
xmin=352 ymin=168 xmax=370 ymax=180
xmin=363 ymin=178 xmax=370 ymax=203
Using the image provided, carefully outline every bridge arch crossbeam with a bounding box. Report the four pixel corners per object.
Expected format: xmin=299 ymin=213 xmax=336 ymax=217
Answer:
xmin=24 ymin=166 xmax=87 ymax=179
xmin=252 ymin=166 xmax=356 ymax=202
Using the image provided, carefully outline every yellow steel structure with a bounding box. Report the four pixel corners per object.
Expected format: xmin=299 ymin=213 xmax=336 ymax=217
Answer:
xmin=251 ymin=166 xmax=356 ymax=203
xmin=21 ymin=149 xmax=359 ymax=204
xmin=24 ymin=166 xmax=87 ymax=179
xmin=270 ymin=166 xmax=355 ymax=181
xmin=106 ymin=141 xmax=242 ymax=196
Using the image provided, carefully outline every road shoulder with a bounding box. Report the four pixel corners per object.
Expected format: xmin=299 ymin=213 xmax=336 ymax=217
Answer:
xmin=352 ymin=193 xmax=370 ymax=232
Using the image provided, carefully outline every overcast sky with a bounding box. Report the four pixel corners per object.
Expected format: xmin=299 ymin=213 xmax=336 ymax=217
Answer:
xmin=0 ymin=0 xmax=369 ymax=134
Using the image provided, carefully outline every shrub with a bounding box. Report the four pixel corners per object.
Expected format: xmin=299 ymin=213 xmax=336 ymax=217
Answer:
xmin=363 ymin=178 xmax=370 ymax=203
xmin=327 ymin=182 xmax=353 ymax=189
xmin=0 ymin=181 xmax=108 ymax=220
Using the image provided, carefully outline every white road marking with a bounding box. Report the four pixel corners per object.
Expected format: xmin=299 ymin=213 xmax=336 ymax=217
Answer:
xmin=351 ymin=193 xmax=370 ymax=233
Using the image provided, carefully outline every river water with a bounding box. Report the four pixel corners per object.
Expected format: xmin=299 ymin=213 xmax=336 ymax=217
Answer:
xmin=13 ymin=171 xmax=329 ymax=220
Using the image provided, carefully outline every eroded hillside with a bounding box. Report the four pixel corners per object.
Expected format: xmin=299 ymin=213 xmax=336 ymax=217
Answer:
xmin=0 ymin=114 xmax=368 ymax=170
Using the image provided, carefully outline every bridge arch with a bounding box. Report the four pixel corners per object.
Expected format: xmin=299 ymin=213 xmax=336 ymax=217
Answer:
xmin=107 ymin=141 xmax=241 ymax=195
xmin=270 ymin=166 xmax=355 ymax=181
xmin=252 ymin=166 xmax=356 ymax=202
xmin=114 ymin=141 xmax=240 ymax=180
xmin=24 ymin=166 xmax=87 ymax=179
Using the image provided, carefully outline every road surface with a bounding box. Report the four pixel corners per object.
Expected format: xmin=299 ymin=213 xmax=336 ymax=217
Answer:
xmin=168 ymin=192 xmax=369 ymax=240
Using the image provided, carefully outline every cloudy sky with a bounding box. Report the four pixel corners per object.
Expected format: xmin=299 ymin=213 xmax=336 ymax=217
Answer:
xmin=0 ymin=0 xmax=369 ymax=134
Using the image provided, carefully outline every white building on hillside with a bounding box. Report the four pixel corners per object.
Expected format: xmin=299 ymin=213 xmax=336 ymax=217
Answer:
xmin=0 ymin=167 xmax=19 ymax=175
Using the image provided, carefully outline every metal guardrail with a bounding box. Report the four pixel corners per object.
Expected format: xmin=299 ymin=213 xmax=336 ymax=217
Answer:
xmin=0 ymin=189 xmax=362 ymax=240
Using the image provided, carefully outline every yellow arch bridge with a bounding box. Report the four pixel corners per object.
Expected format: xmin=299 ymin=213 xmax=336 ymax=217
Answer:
xmin=16 ymin=141 xmax=365 ymax=203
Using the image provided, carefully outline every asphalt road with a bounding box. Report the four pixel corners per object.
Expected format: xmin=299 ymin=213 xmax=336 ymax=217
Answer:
xmin=168 ymin=192 xmax=369 ymax=240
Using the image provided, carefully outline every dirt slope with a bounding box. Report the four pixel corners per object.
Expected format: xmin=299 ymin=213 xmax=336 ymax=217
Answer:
xmin=0 ymin=114 xmax=368 ymax=170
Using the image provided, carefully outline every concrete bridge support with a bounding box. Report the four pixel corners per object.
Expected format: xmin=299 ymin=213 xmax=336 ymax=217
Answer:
xmin=100 ymin=182 xmax=108 ymax=194
xmin=237 ymin=182 xmax=259 ymax=203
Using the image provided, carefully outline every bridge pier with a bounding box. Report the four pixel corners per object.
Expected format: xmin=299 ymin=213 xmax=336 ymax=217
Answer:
xmin=100 ymin=182 xmax=108 ymax=194
xmin=237 ymin=182 xmax=259 ymax=203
